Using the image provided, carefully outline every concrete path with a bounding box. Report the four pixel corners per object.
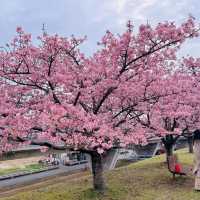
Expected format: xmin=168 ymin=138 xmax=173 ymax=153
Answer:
xmin=0 ymin=163 xmax=88 ymax=189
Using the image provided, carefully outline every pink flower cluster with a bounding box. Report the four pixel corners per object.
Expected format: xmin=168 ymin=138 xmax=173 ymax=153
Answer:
xmin=0 ymin=17 xmax=199 ymax=154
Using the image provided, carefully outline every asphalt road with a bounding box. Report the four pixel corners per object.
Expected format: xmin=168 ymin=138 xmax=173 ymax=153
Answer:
xmin=0 ymin=163 xmax=88 ymax=189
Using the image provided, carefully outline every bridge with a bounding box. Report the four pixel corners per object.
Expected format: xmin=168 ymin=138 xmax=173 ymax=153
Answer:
xmin=101 ymin=136 xmax=188 ymax=170
xmin=84 ymin=137 xmax=163 ymax=171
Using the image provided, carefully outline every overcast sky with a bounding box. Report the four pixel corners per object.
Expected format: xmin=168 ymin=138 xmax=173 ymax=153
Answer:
xmin=0 ymin=0 xmax=200 ymax=57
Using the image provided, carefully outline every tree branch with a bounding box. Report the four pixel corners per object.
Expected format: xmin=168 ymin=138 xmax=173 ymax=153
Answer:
xmin=93 ymin=87 xmax=117 ymax=114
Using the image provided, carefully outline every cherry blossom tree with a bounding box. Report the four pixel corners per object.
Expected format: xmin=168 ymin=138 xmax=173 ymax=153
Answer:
xmin=136 ymin=72 xmax=198 ymax=157
xmin=179 ymin=57 xmax=200 ymax=153
xmin=0 ymin=17 xmax=198 ymax=191
xmin=136 ymin=54 xmax=200 ymax=158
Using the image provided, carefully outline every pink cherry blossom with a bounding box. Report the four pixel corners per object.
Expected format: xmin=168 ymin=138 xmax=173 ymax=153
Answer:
xmin=0 ymin=17 xmax=199 ymax=155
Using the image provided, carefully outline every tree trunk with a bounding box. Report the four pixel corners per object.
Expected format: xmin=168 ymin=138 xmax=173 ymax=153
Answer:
xmin=187 ymin=136 xmax=193 ymax=153
xmin=162 ymin=135 xmax=179 ymax=161
xmin=165 ymin=143 xmax=173 ymax=157
xmin=90 ymin=152 xmax=106 ymax=192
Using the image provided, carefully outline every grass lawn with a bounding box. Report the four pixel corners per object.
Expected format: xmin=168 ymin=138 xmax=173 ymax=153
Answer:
xmin=0 ymin=149 xmax=199 ymax=200
xmin=0 ymin=164 xmax=45 ymax=176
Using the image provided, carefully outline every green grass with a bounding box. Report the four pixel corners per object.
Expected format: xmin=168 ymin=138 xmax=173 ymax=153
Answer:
xmin=0 ymin=164 xmax=45 ymax=176
xmin=1 ymin=149 xmax=199 ymax=200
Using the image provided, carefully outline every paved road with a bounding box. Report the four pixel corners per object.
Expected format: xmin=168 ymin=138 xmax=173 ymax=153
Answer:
xmin=0 ymin=163 xmax=88 ymax=189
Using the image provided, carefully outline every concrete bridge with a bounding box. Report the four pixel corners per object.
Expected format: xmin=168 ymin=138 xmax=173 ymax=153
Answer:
xmin=102 ymin=137 xmax=163 ymax=170
xmin=101 ymin=136 xmax=188 ymax=170
xmin=85 ymin=137 xmax=163 ymax=171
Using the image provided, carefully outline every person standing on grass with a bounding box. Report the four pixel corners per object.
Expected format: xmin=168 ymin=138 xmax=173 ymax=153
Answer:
xmin=193 ymin=130 xmax=200 ymax=191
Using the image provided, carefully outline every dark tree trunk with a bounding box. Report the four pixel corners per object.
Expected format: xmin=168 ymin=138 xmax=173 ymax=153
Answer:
xmin=165 ymin=143 xmax=173 ymax=157
xmin=187 ymin=136 xmax=193 ymax=153
xmin=162 ymin=135 xmax=179 ymax=161
xmin=90 ymin=152 xmax=106 ymax=192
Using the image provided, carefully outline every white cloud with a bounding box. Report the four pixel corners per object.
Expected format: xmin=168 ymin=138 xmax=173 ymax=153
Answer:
xmin=92 ymin=0 xmax=195 ymax=28
xmin=0 ymin=0 xmax=198 ymax=56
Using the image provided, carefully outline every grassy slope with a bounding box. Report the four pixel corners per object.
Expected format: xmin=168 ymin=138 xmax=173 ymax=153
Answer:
xmin=1 ymin=149 xmax=199 ymax=200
